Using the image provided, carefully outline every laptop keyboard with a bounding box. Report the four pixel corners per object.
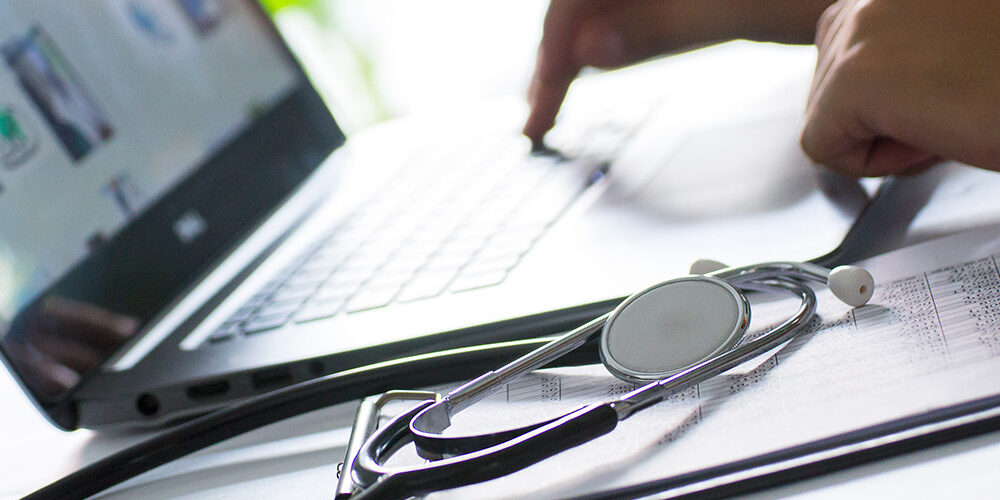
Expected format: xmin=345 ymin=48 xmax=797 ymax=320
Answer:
xmin=205 ymin=146 xmax=600 ymax=345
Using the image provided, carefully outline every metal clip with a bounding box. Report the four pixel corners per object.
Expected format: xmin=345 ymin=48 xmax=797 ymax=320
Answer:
xmin=335 ymin=390 xmax=440 ymax=499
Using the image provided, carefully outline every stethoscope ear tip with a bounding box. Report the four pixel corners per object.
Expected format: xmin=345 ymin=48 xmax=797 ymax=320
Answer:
xmin=690 ymin=259 xmax=728 ymax=275
xmin=828 ymin=265 xmax=875 ymax=307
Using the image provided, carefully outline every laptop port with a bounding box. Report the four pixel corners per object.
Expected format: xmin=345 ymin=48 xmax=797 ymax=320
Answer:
xmin=252 ymin=367 xmax=292 ymax=391
xmin=307 ymin=360 xmax=325 ymax=376
xmin=187 ymin=380 xmax=231 ymax=400
xmin=136 ymin=393 xmax=160 ymax=416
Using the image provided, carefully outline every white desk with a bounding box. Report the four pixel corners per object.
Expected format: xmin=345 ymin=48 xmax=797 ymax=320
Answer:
xmin=2 ymin=365 xmax=360 ymax=499
xmin=9 ymin=357 xmax=1000 ymax=499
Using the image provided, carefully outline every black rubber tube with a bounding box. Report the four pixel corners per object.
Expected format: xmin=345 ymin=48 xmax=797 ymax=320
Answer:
xmin=25 ymin=338 xmax=600 ymax=500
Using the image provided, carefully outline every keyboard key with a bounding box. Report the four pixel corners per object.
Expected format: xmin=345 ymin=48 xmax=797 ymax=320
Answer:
xmin=296 ymin=258 xmax=339 ymax=276
xmin=243 ymin=312 xmax=292 ymax=334
xmin=270 ymin=282 xmax=320 ymax=303
xmin=311 ymin=244 xmax=354 ymax=264
xmin=378 ymin=254 xmax=426 ymax=273
xmin=367 ymin=269 xmax=416 ymax=289
xmin=505 ymin=184 xmax=581 ymax=229
xmin=339 ymin=253 xmax=389 ymax=274
xmin=461 ymin=254 xmax=521 ymax=277
xmin=255 ymin=279 xmax=283 ymax=296
xmin=324 ymin=271 xmax=370 ymax=292
xmin=421 ymin=253 xmax=469 ymax=273
xmin=256 ymin=297 xmax=307 ymax=318
xmin=209 ymin=322 xmax=243 ymax=343
xmin=473 ymin=241 xmax=528 ymax=263
xmin=345 ymin=286 xmax=401 ymax=313
xmin=226 ymin=304 xmax=258 ymax=323
xmin=243 ymin=291 xmax=271 ymax=308
xmin=396 ymin=270 xmax=457 ymax=302
xmin=484 ymin=226 xmax=545 ymax=254
xmin=314 ymin=282 xmax=358 ymax=301
xmin=450 ymin=270 xmax=508 ymax=293
xmin=434 ymin=240 xmax=482 ymax=262
xmin=279 ymin=274 xmax=325 ymax=290
xmin=295 ymin=298 xmax=347 ymax=323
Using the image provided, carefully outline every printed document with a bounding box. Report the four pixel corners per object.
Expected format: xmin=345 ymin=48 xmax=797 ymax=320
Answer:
xmin=428 ymin=225 xmax=1000 ymax=498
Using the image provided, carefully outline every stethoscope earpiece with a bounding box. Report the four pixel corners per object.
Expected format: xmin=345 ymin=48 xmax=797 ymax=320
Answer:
xmin=689 ymin=259 xmax=729 ymax=275
xmin=827 ymin=265 xmax=875 ymax=307
xmin=692 ymin=259 xmax=874 ymax=308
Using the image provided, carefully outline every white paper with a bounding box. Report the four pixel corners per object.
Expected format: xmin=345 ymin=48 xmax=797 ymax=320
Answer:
xmin=418 ymin=225 xmax=1000 ymax=498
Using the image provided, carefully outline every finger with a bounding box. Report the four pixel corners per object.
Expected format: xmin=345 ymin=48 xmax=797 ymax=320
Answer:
xmin=523 ymin=49 xmax=578 ymax=145
xmin=804 ymin=136 xmax=873 ymax=177
xmin=524 ymin=0 xmax=753 ymax=143
xmin=814 ymin=1 xmax=846 ymax=54
xmin=573 ymin=18 xmax=630 ymax=69
xmin=523 ymin=0 xmax=589 ymax=143
xmin=801 ymin=76 xmax=876 ymax=176
xmin=38 ymin=296 xmax=137 ymax=350
xmin=810 ymin=2 xmax=850 ymax=101
xmin=8 ymin=342 xmax=81 ymax=398
xmin=864 ymin=138 xmax=939 ymax=176
xmin=28 ymin=332 xmax=104 ymax=374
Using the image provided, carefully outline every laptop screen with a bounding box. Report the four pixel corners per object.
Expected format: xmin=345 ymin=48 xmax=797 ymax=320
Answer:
xmin=0 ymin=0 xmax=343 ymax=426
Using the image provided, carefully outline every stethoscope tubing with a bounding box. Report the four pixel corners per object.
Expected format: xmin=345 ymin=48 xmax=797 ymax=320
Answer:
xmin=23 ymin=337 xmax=601 ymax=500
xmin=353 ymin=401 xmax=620 ymax=500
xmin=353 ymin=279 xmax=817 ymax=498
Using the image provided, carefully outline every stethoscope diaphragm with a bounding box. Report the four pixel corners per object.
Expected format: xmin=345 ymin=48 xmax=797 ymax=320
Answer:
xmin=600 ymin=276 xmax=751 ymax=383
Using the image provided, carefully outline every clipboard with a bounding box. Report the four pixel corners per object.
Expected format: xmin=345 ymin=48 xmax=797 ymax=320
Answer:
xmin=579 ymin=392 xmax=1000 ymax=498
xmin=575 ymin=170 xmax=1000 ymax=499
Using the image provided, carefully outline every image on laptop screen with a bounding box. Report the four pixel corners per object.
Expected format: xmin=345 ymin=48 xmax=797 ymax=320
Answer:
xmin=0 ymin=0 xmax=305 ymax=402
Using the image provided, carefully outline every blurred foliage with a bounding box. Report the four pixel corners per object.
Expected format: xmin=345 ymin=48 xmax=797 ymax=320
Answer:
xmin=259 ymin=0 xmax=333 ymax=28
xmin=256 ymin=0 xmax=383 ymax=129
xmin=258 ymin=0 xmax=313 ymax=14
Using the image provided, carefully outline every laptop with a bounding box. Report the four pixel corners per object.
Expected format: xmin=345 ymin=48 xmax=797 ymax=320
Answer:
xmin=0 ymin=0 xmax=865 ymax=430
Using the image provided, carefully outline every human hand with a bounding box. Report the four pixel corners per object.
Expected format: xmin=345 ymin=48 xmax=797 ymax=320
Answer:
xmin=523 ymin=0 xmax=834 ymax=146
xmin=801 ymin=0 xmax=1000 ymax=176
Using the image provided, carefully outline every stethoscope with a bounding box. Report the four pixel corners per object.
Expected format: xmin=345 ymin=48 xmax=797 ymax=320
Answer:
xmin=23 ymin=259 xmax=874 ymax=500
xmin=339 ymin=260 xmax=874 ymax=499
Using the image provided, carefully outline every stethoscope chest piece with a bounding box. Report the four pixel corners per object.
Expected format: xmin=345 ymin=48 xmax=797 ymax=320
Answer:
xmin=600 ymin=276 xmax=750 ymax=383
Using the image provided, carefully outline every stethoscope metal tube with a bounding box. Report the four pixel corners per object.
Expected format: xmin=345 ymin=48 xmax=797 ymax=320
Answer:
xmin=430 ymin=261 xmax=847 ymax=424
xmin=426 ymin=261 xmax=849 ymax=423
xmin=446 ymin=314 xmax=606 ymax=414
xmin=349 ymin=264 xmax=838 ymax=498
xmin=409 ymin=277 xmax=816 ymax=458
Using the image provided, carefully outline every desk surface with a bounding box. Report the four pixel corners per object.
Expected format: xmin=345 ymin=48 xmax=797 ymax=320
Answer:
xmin=8 ymin=357 xmax=1000 ymax=500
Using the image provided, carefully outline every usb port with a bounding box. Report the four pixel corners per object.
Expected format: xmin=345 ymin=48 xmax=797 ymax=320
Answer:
xmin=186 ymin=380 xmax=230 ymax=400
